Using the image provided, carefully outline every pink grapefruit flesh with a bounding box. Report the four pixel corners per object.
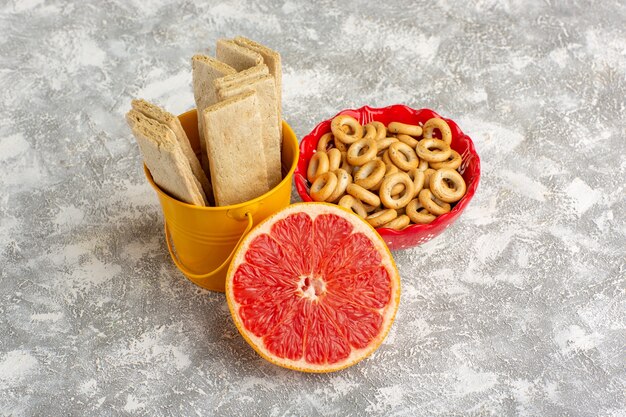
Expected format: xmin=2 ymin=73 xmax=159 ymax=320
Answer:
xmin=225 ymin=202 xmax=400 ymax=373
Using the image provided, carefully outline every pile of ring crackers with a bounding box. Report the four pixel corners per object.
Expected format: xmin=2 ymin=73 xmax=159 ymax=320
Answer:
xmin=306 ymin=115 xmax=467 ymax=230
xmin=126 ymin=37 xmax=282 ymax=207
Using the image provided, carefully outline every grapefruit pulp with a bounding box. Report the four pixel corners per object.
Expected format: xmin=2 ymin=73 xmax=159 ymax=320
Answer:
xmin=225 ymin=202 xmax=400 ymax=372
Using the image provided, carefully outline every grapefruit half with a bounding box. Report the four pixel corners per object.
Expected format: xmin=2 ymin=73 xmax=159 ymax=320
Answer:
xmin=225 ymin=202 xmax=400 ymax=373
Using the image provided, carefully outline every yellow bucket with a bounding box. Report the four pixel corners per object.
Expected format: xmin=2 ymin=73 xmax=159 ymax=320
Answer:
xmin=144 ymin=109 xmax=299 ymax=292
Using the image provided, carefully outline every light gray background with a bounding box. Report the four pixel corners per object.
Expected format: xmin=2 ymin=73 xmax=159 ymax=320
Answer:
xmin=1 ymin=0 xmax=625 ymax=415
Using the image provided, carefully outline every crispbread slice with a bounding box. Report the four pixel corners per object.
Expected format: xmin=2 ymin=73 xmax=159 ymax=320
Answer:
xmin=234 ymin=36 xmax=282 ymax=122
xmin=213 ymin=64 xmax=269 ymax=92
xmin=202 ymin=90 xmax=270 ymax=206
xmin=126 ymin=110 xmax=207 ymax=206
xmin=215 ymin=39 xmax=263 ymax=72
xmin=217 ymin=75 xmax=282 ymax=189
xmin=191 ymin=54 xmax=236 ymax=174
xmin=131 ymin=99 xmax=214 ymax=204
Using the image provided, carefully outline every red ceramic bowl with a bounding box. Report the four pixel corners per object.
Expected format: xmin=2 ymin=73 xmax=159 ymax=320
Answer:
xmin=294 ymin=105 xmax=480 ymax=251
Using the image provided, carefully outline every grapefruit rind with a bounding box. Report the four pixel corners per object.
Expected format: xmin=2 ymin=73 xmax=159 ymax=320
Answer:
xmin=225 ymin=202 xmax=401 ymax=373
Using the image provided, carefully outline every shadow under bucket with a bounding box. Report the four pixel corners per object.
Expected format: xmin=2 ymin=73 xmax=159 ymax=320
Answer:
xmin=144 ymin=109 xmax=299 ymax=292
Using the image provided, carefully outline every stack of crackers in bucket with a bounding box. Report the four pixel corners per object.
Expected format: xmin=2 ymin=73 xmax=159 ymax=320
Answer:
xmin=126 ymin=37 xmax=282 ymax=207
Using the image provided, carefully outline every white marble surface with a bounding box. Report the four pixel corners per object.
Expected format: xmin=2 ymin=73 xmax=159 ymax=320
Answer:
xmin=1 ymin=0 xmax=625 ymax=415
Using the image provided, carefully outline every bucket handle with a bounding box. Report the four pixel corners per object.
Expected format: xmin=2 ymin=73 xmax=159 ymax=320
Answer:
xmin=164 ymin=212 xmax=254 ymax=284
